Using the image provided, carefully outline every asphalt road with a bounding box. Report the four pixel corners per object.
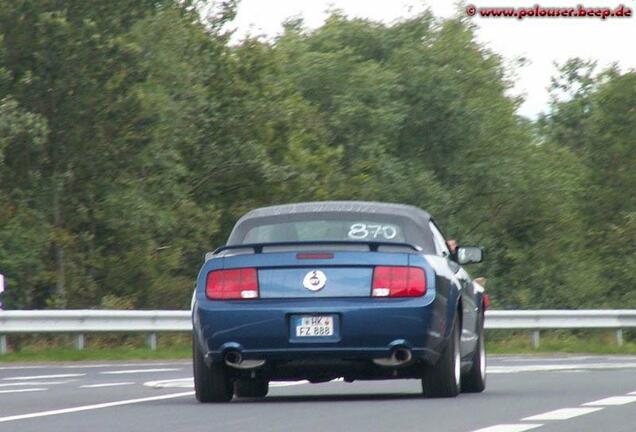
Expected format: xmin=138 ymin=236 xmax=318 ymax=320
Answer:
xmin=1 ymin=355 xmax=636 ymax=432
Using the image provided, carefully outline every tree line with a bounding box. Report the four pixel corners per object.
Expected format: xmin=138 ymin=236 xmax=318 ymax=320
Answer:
xmin=0 ymin=1 xmax=634 ymax=310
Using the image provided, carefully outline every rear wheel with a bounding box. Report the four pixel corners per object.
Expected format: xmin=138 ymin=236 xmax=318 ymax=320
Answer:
xmin=192 ymin=335 xmax=233 ymax=403
xmin=234 ymin=378 xmax=269 ymax=398
xmin=421 ymin=317 xmax=461 ymax=398
xmin=461 ymin=312 xmax=486 ymax=393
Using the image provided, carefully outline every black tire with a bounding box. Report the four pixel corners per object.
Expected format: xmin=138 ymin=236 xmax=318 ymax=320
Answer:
xmin=234 ymin=378 xmax=269 ymax=398
xmin=461 ymin=313 xmax=486 ymax=393
xmin=192 ymin=335 xmax=233 ymax=403
xmin=421 ymin=317 xmax=461 ymax=398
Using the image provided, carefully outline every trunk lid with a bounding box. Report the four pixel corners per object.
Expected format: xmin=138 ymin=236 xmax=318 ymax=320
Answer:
xmin=219 ymin=249 xmax=412 ymax=299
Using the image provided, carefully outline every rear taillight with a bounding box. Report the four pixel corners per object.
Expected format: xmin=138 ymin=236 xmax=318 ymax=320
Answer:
xmin=206 ymin=268 xmax=259 ymax=300
xmin=371 ymin=266 xmax=426 ymax=298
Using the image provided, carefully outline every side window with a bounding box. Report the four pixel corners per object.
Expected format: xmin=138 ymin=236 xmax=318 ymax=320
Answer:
xmin=429 ymin=222 xmax=450 ymax=258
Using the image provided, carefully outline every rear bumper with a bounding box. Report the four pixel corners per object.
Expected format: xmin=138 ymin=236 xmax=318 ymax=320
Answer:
xmin=193 ymin=297 xmax=445 ymax=365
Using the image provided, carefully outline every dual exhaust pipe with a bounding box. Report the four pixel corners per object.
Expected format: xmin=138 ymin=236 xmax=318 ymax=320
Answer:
xmin=224 ymin=347 xmax=412 ymax=369
xmin=373 ymin=347 xmax=413 ymax=367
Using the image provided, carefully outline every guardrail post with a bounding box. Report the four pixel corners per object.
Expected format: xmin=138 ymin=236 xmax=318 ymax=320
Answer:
xmin=531 ymin=330 xmax=540 ymax=349
xmin=74 ymin=333 xmax=85 ymax=351
xmin=0 ymin=335 xmax=7 ymax=354
xmin=147 ymin=333 xmax=157 ymax=351
xmin=616 ymin=329 xmax=624 ymax=347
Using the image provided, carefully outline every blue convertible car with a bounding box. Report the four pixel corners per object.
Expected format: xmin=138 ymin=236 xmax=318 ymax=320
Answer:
xmin=192 ymin=201 xmax=486 ymax=401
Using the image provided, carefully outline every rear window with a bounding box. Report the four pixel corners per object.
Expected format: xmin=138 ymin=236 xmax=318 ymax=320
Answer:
xmin=243 ymin=219 xmax=406 ymax=244
xmin=227 ymin=211 xmax=436 ymax=254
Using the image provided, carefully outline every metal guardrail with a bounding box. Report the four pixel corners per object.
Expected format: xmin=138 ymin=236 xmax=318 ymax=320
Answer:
xmin=1 ymin=309 xmax=635 ymax=354
xmin=0 ymin=310 xmax=192 ymax=333
xmin=486 ymin=310 xmax=636 ymax=348
xmin=0 ymin=310 xmax=191 ymax=353
xmin=486 ymin=310 xmax=636 ymax=329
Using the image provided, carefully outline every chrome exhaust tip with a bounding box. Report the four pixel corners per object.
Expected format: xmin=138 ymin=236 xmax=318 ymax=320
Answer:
xmin=373 ymin=347 xmax=413 ymax=367
xmin=393 ymin=347 xmax=412 ymax=364
xmin=224 ymin=350 xmax=243 ymax=367
xmin=223 ymin=350 xmax=266 ymax=369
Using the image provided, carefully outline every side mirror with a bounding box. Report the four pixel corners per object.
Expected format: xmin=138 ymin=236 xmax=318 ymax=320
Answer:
xmin=457 ymin=246 xmax=483 ymax=265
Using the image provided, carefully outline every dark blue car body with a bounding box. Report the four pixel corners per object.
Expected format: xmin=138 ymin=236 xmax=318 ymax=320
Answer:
xmin=192 ymin=201 xmax=486 ymax=401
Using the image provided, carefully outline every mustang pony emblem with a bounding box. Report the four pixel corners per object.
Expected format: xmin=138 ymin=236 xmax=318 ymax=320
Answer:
xmin=303 ymin=270 xmax=327 ymax=291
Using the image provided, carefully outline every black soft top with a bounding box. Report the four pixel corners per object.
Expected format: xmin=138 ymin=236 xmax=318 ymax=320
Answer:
xmin=227 ymin=201 xmax=435 ymax=253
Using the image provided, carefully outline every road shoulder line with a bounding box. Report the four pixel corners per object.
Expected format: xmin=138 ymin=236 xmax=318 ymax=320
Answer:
xmin=0 ymin=391 xmax=194 ymax=423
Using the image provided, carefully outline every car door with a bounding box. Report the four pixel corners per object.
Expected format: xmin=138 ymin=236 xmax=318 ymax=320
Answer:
xmin=428 ymin=221 xmax=479 ymax=358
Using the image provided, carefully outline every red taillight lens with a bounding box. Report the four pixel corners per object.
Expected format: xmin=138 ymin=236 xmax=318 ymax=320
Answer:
xmin=372 ymin=266 xmax=426 ymax=298
xmin=206 ymin=268 xmax=259 ymax=300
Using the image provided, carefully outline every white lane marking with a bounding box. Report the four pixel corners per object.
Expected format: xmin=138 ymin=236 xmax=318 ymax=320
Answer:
xmin=0 ymin=362 xmax=188 ymax=371
xmin=497 ymin=356 xmax=605 ymax=363
xmin=583 ymin=396 xmax=636 ymax=406
xmin=80 ymin=382 xmax=135 ymax=389
xmin=3 ymin=374 xmax=85 ymax=381
xmin=471 ymin=424 xmax=543 ymax=432
xmin=0 ymin=381 xmax=69 ymax=388
xmin=0 ymin=366 xmax=46 ymax=371
xmin=473 ymin=384 xmax=636 ymax=432
xmin=0 ymin=388 xmax=47 ymax=395
xmin=522 ymin=407 xmax=603 ymax=421
xmin=493 ymin=355 xmax=636 ymax=362
xmin=99 ymin=368 xmax=180 ymax=375
xmin=143 ymin=378 xmax=309 ymax=389
xmin=0 ymin=391 xmax=194 ymax=423
xmin=270 ymin=380 xmax=309 ymax=388
xmin=488 ymin=362 xmax=636 ymax=374
xmin=61 ymin=362 xmax=189 ymax=369
xmin=144 ymin=378 xmax=192 ymax=389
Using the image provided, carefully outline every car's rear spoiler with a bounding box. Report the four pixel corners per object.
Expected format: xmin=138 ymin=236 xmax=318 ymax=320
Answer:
xmin=210 ymin=240 xmax=422 ymax=256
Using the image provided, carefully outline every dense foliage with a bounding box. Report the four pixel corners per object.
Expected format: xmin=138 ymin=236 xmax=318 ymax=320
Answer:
xmin=0 ymin=2 xmax=634 ymax=310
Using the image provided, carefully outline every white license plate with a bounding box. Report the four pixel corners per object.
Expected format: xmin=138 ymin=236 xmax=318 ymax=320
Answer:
xmin=295 ymin=315 xmax=334 ymax=337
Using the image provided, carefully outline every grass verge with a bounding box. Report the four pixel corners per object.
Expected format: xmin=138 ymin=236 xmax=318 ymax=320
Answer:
xmin=486 ymin=329 xmax=636 ymax=355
